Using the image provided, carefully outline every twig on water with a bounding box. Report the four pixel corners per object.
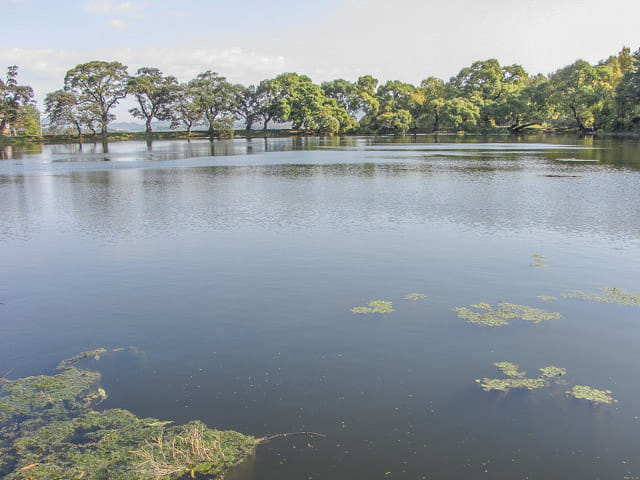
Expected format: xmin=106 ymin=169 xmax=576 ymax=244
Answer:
xmin=259 ymin=432 xmax=327 ymax=444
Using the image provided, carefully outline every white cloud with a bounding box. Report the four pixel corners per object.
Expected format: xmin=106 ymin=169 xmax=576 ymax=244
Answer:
xmin=83 ymin=0 xmax=112 ymax=13
xmin=109 ymin=19 xmax=127 ymax=30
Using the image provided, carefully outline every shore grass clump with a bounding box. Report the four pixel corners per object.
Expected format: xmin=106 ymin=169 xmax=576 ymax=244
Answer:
xmin=454 ymin=302 xmax=562 ymax=326
xmin=0 ymin=353 xmax=259 ymax=479
xmin=562 ymin=287 xmax=640 ymax=307
xmin=566 ymin=385 xmax=617 ymax=405
xmin=477 ymin=362 xmax=566 ymax=392
xmin=351 ymin=300 xmax=394 ymax=314
xmin=404 ymin=293 xmax=426 ymax=301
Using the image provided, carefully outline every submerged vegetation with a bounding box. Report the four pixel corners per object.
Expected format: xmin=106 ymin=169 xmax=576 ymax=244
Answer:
xmin=562 ymin=287 xmax=640 ymax=307
xmin=476 ymin=362 xmax=566 ymax=392
xmin=454 ymin=302 xmax=563 ymax=326
xmin=351 ymin=300 xmax=394 ymax=314
xmin=0 ymin=350 xmax=259 ymax=479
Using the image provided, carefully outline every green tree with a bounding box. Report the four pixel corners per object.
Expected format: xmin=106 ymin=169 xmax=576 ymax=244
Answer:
xmin=189 ymin=71 xmax=235 ymax=135
xmin=414 ymin=77 xmax=446 ymax=131
xmin=1 ymin=65 xmax=35 ymax=135
xmin=15 ymin=105 xmax=40 ymax=135
xmin=549 ymin=60 xmax=615 ymax=131
xmin=169 ymin=84 xmax=202 ymax=136
xmin=127 ymin=67 xmax=178 ymax=133
xmin=615 ymin=48 xmax=640 ymax=129
xmin=440 ymin=97 xmax=480 ymax=131
xmin=376 ymin=109 xmax=413 ymax=135
xmin=64 ymin=61 xmax=129 ymax=134
xmin=45 ymin=90 xmax=84 ymax=135
xmin=233 ymin=84 xmax=261 ymax=131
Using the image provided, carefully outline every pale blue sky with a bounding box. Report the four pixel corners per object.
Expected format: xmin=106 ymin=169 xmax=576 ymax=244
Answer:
xmin=2 ymin=0 xmax=639 ymax=119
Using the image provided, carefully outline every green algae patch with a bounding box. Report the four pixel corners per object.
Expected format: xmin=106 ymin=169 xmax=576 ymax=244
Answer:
xmin=351 ymin=300 xmax=394 ymax=314
xmin=537 ymin=295 xmax=558 ymax=302
xmin=531 ymin=254 xmax=547 ymax=268
xmin=0 ymin=355 xmax=259 ymax=479
xmin=404 ymin=293 xmax=426 ymax=301
xmin=566 ymin=385 xmax=617 ymax=405
xmin=562 ymin=287 xmax=640 ymax=307
xmin=477 ymin=362 xmax=566 ymax=392
xmin=454 ymin=302 xmax=562 ymax=327
xmin=494 ymin=362 xmax=525 ymax=378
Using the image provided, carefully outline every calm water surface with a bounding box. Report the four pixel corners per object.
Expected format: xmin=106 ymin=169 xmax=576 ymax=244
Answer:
xmin=1 ymin=135 xmax=640 ymax=479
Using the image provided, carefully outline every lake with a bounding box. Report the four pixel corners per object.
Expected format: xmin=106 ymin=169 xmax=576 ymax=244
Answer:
xmin=1 ymin=134 xmax=640 ymax=479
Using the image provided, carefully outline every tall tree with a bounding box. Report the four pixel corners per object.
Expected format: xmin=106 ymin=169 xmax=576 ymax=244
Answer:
xmin=233 ymin=84 xmax=261 ymax=131
xmin=615 ymin=48 xmax=640 ymax=129
xmin=0 ymin=66 xmax=35 ymax=135
xmin=189 ymin=71 xmax=235 ymax=135
xmin=64 ymin=61 xmax=129 ymax=134
xmin=169 ymin=84 xmax=202 ymax=136
xmin=45 ymin=90 xmax=84 ymax=136
xmin=549 ymin=60 xmax=615 ymax=131
xmin=127 ymin=67 xmax=178 ymax=133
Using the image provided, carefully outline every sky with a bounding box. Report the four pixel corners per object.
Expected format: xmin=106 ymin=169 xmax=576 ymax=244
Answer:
xmin=2 ymin=0 xmax=639 ymax=121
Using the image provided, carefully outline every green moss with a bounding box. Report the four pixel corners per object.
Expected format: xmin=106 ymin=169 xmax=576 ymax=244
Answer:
xmin=0 ymin=354 xmax=259 ymax=479
xmin=351 ymin=300 xmax=394 ymax=314
xmin=454 ymin=302 xmax=562 ymax=326
xmin=477 ymin=362 xmax=566 ymax=393
xmin=404 ymin=293 xmax=426 ymax=301
xmin=537 ymin=295 xmax=558 ymax=301
xmin=562 ymin=287 xmax=640 ymax=307
xmin=566 ymin=385 xmax=617 ymax=405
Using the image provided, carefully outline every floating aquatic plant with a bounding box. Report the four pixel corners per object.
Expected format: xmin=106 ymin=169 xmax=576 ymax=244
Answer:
xmin=454 ymin=302 xmax=562 ymax=327
xmin=562 ymin=287 xmax=640 ymax=307
xmin=477 ymin=362 xmax=566 ymax=392
xmin=531 ymin=254 xmax=547 ymax=268
xmin=404 ymin=293 xmax=426 ymax=301
xmin=351 ymin=300 xmax=394 ymax=314
xmin=0 ymin=353 xmax=259 ymax=479
xmin=537 ymin=295 xmax=557 ymax=302
xmin=566 ymin=385 xmax=617 ymax=405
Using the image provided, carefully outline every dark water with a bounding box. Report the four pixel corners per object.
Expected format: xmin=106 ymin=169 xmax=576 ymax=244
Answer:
xmin=2 ymin=135 xmax=640 ymax=479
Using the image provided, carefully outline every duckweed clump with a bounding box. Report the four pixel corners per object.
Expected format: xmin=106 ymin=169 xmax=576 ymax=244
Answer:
xmin=404 ymin=293 xmax=426 ymax=301
xmin=477 ymin=362 xmax=566 ymax=392
xmin=566 ymin=385 xmax=617 ymax=405
xmin=562 ymin=287 xmax=640 ymax=307
xmin=454 ymin=302 xmax=562 ymax=326
xmin=351 ymin=300 xmax=394 ymax=314
xmin=0 ymin=353 xmax=259 ymax=479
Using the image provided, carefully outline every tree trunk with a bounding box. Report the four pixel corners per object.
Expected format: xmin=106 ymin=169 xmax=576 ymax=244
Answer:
xmin=263 ymin=119 xmax=269 ymax=131
xmin=570 ymin=105 xmax=585 ymax=131
xmin=432 ymin=112 xmax=439 ymax=132
xmin=246 ymin=118 xmax=253 ymax=131
xmin=145 ymin=118 xmax=152 ymax=133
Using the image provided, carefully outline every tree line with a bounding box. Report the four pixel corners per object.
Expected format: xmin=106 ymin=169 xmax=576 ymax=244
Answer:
xmin=1 ymin=47 xmax=640 ymax=137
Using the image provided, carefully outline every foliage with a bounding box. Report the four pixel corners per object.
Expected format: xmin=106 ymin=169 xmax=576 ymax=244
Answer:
xmin=169 ymin=84 xmax=202 ymax=135
xmin=454 ymin=302 xmax=562 ymax=326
